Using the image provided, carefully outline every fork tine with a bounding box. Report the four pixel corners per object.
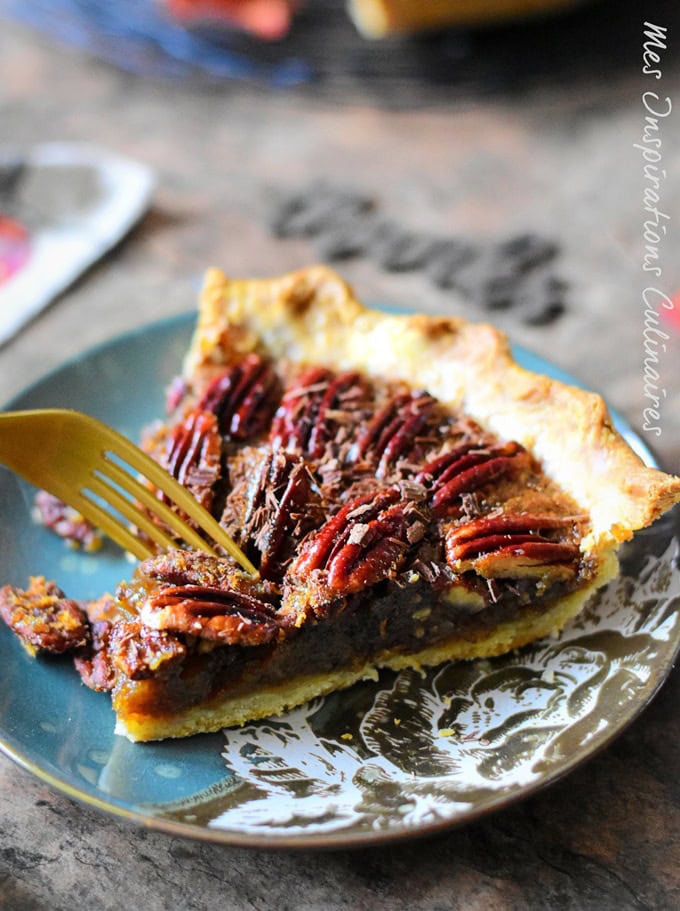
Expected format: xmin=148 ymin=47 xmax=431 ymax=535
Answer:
xmin=85 ymin=473 xmax=188 ymax=556
xmin=69 ymin=491 xmax=156 ymax=562
xmin=0 ymin=408 xmax=258 ymax=574
xmin=102 ymin=433 xmax=258 ymax=575
xmin=90 ymin=461 xmax=228 ymax=557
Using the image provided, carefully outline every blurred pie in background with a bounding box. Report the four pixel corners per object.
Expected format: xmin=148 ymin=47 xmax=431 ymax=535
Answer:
xmin=349 ymin=0 xmax=588 ymax=36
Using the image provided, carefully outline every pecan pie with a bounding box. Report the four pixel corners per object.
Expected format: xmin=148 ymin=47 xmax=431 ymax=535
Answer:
xmin=2 ymin=266 xmax=679 ymax=741
xmin=348 ymin=0 xmax=584 ymax=36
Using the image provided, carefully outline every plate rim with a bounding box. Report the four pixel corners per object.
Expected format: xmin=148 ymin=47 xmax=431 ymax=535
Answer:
xmin=1 ymin=310 xmax=677 ymax=850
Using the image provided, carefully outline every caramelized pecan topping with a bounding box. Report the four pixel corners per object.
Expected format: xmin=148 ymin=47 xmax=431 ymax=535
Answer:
xmin=165 ymin=375 xmax=190 ymax=416
xmin=291 ymin=488 xmax=428 ymax=594
xmin=0 ymin=577 xmax=90 ymax=654
xmin=197 ymin=353 xmax=278 ymax=442
xmin=445 ymin=513 xmax=582 ymax=581
xmin=416 ymin=440 xmax=529 ymax=517
xmin=73 ymin=593 xmax=123 ymax=691
xmin=107 ymin=621 xmax=186 ymax=680
xmin=354 ymin=391 xmax=437 ymax=479
xmin=73 ymin=620 xmax=116 ymax=691
xmin=132 ymin=551 xmax=280 ymax=645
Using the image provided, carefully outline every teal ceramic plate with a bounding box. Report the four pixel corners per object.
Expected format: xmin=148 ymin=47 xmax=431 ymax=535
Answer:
xmin=0 ymin=314 xmax=678 ymax=848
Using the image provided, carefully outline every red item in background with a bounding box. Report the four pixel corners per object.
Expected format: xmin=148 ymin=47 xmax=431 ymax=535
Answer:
xmin=163 ymin=0 xmax=295 ymax=40
xmin=0 ymin=216 xmax=31 ymax=287
xmin=663 ymin=291 xmax=680 ymax=332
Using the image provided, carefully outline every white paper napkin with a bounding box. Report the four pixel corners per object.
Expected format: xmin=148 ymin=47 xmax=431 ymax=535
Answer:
xmin=0 ymin=143 xmax=155 ymax=346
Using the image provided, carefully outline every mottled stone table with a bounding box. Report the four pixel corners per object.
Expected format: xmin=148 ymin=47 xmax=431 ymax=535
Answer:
xmin=1 ymin=5 xmax=679 ymax=909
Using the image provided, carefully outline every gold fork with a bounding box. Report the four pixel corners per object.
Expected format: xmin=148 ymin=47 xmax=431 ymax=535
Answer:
xmin=0 ymin=408 xmax=258 ymax=574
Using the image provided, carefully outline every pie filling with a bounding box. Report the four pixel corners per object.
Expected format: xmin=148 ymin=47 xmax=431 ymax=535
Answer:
xmin=110 ymin=570 xmax=593 ymax=732
xmin=2 ymin=268 xmax=678 ymax=741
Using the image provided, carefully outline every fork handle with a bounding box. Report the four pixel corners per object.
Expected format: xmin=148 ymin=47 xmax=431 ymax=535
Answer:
xmin=0 ymin=408 xmax=97 ymax=501
xmin=0 ymin=410 xmax=56 ymax=486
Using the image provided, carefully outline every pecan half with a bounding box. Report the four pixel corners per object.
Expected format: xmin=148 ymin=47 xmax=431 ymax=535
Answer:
xmin=270 ymin=366 xmax=332 ymax=453
xmin=140 ymin=585 xmax=279 ymax=645
xmin=269 ymin=366 xmax=366 ymax=459
xmin=197 ymin=353 xmax=279 ymax=442
xmin=307 ymin=371 xmax=366 ymax=459
xmin=291 ymin=488 xmax=428 ymax=594
xmin=72 ymin=593 xmax=125 ymax=690
xmin=135 ymin=549 xmax=279 ymax=604
xmin=416 ymin=440 xmax=528 ymax=517
xmin=73 ymin=620 xmax=116 ymax=691
xmin=0 ymin=577 xmax=90 ymax=654
xmin=107 ymin=620 xmax=186 ymax=680
xmin=164 ymin=408 xmax=222 ymax=512
xmin=354 ymin=391 xmax=437 ymax=479
xmin=445 ymin=513 xmax=582 ymax=580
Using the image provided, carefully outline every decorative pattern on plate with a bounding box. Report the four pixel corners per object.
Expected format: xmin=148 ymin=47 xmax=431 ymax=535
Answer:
xmin=160 ymin=519 xmax=679 ymax=839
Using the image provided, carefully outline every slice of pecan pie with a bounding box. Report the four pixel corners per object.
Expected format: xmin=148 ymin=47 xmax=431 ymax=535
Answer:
xmin=2 ymin=266 xmax=679 ymax=741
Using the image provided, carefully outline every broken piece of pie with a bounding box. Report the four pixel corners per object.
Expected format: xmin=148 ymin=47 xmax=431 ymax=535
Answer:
xmin=2 ymin=266 xmax=679 ymax=741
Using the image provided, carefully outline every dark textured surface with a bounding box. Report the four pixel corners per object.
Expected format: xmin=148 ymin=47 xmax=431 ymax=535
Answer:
xmin=268 ymin=181 xmax=567 ymax=323
xmin=0 ymin=6 xmax=679 ymax=908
